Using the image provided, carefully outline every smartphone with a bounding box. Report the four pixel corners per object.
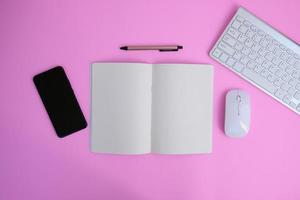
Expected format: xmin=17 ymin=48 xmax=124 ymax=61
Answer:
xmin=33 ymin=66 xmax=87 ymax=137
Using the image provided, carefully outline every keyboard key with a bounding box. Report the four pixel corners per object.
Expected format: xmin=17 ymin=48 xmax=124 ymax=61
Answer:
xmin=252 ymin=34 xmax=262 ymax=43
xmin=296 ymin=105 xmax=300 ymax=112
xmin=294 ymin=91 xmax=300 ymax=100
xmin=242 ymin=68 xmax=277 ymax=93
xmin=260 ymin=39 xmax=269 ymax=47
xmin=226 ymin=58 xmax=236 ymax=66
xmin=241 ymin=57 xmax=250 ymax=65
xmin=235 ymin=42 xmax=244 ymax=51
xmin=258 ymin=48 xmax=267 ymax=56
xmin=289 ymin=102 xmax=297 ymax=109
xmin=245 ymin=38 xmax=254 ymax=47
xmin=275 ymin=69 xmax=284 ymax=77
xmin=274 ymin=47 xmax=282 ymax=57
xmin=254 ymin=66 xmax=263 ymax=73
xmin=267 ymin=74 xmax=276 ymax=82
xmin=274 ymin=78 xmax=284 ymax=87
xmin=283 ymin=95 xmax=291 ymax=104
xmin=241 ymin=47 xmax=251 ymax=55
xmin=249 ymin=51 xmax=258 ymax=60
xmin=280 ymin=52 xmax=290 ymax=61
xmin=212 ymin=48 xmax=222 ymax=58
xmin=261 ymin=69 xmax=270 ymax=77
xmin=279 ymin=44 xmax=286 ymax=51
xmin=289 ymin=78 xmax=297 ymax=87
xmin=239 ymin=25 xmax=248 ymax=33
xmin=233 ymin=62 xmax=244 ymax=72
xmin=288 ymin=57 xmax=296 ymax=66
xmin=250 ymin=25 xmax=257 ymax=32
xmin=251 ymin=42 xmax=261 ymax=51
xmin=220 ymin=53 xmax=229 ymax=62
xmin=292 ymin=70 xmax=300 ymax=80
xmin=243 ymin=20 xmax=251 ymax=27
xmin=227 ymin=28 xmax=240 ymax=38
xmin=275 ymin=89 xmax=286 ymax=99
xmin=265 ymin=35 xmax=272 ymax=41
xmin=281 ymin=83 xmax=290 ymax=91
xmin=246 ymin=30 xmax=255 ymax=38
xmin=281 ymin=73 xmax=290 ymax=82
xmin=262 ymin=60 xmax=272 ymax=68
xmin=223 ymin=34 xmax=237 ymax=46
xmin=219 ymin=42 xmax=235 ymax=56
xmin=272 ymin=40 xmax=279 ymax=46
xmin=247 ymin=60 xmax=256 ymax=69
xmin=272 ymin=57 xmax=281 ymax=65
xmin=296 ymin=83 xmax=300 ymax=91
xmin=278 ymin=62 xmax=288 ymax=70
xmin=287 ymin=48 xmax=294 ymax=55
xmin=232 ymin=20 xmax=241 ymax=29
xmin=288 ymin=87 xmax=297 ymax=96
xmin=233 ymin=52 xmax=243 ymax=60
xmin=293 ymin=70 xmax=300 ymax=80
xmin=269 ymin=65 xmax=278 ymax=74
xmin=294 ymin=54 xmax=300 ymax=60
xmin=295 ymin=61 xmax=300 ymax=70
xmin=267 ymin=44 xmax=276 ymax=52
xmin=256 ymin=56 xmax=265 ymax=64
xmin=236 ymin=16 xmax=244 ymax=22
xmin=238 ymin=34 xmax=247 ymax=43
xmin=285 ymin=66 xmax=294 ymax=75
xmin=265 ymin=52 xmax=274 ymax=61
xmin=267 ymin=43 xmax=275 ymax=52
xmin=257 ymin=30 xmax=265 ymax=37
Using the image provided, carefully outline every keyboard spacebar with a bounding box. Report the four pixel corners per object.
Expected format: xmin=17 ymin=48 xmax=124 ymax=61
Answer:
xmin=242 ymin=68 xmax=277 ymax=94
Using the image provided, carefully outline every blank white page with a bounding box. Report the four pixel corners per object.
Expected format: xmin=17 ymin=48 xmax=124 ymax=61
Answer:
xmin=91 ymin=63 xmax=152 ymax=154
xmin=151 ymin=64 xmax=213 ymax=154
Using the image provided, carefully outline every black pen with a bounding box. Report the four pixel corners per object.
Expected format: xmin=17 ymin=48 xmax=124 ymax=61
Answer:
xmin=120 ymin=45 xmax=183 ymax=52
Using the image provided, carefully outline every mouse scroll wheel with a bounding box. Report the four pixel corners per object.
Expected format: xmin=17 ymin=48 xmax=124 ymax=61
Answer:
xmin=236 ymin=95 xmax=242 ymax=102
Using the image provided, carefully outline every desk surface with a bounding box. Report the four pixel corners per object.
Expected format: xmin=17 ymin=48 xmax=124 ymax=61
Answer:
xmin=1 ymin=0 xmax=300 ymax=199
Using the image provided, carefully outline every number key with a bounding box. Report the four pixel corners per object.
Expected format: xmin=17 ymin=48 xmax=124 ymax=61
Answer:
xmin=232 ymin=20 xmax=241 ymax=29
xmin=246 ymin=30 xmax=255 ymax=38
xmin=227 ymin=28 xmax=241 ymax=39
xmin=239 ymin=25 xmax=248 ymax=33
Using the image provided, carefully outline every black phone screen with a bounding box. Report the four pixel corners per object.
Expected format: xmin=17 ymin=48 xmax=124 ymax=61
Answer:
xmin=33 ymin=66 xmax=87 ymax=137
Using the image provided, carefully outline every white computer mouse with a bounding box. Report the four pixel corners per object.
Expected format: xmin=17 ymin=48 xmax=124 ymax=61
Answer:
xmin=224 ymin=89 xmax=251 ymax=137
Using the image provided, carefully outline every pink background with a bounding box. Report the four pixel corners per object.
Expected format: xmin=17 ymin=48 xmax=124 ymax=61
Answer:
xmin=1 ymin=0 xmax=300 ymax=199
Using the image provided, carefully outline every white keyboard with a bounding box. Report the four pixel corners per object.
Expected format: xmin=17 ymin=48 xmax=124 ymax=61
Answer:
xmin=210 ymin=7 xmax=300 ymax=115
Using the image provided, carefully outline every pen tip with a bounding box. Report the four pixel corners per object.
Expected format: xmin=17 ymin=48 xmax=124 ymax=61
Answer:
xmin=178 ymin=46 xmax=183 ymax=49
xmin=120 ymin=46 xmax=128 ymax=50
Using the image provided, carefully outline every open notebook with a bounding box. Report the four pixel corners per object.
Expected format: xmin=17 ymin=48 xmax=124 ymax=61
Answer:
xmin=91 ymin=63 xmax=213 ymax=154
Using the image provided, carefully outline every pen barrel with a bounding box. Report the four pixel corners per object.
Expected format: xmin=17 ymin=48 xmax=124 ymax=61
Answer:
xmin=127 ymin=45 xmax=180 ymax=50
